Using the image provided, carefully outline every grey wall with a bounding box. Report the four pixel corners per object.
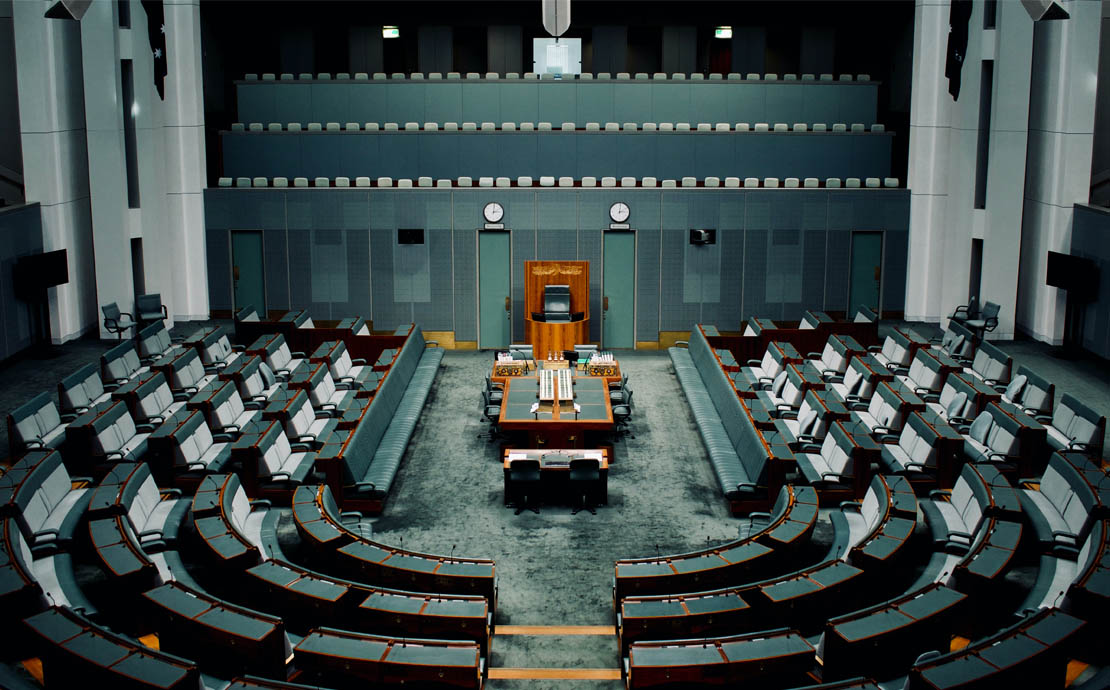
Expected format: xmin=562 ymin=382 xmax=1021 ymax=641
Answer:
xmin=487 ymin=25 xmax=522 ymax=75
xmin=348 ymin=26 xmax=384 ymax=75
xmin=1091 ymin=15 xmax=1110 ymax=204
xmin=0 ymin=203 xmax=43 ymax=360
xmin=661 ymin=26 xmax=696 ymax=74
xmin=0 ymin=0 xmax=22 ymax=205
xmin=1072 ymin=203 xmax=1110 ymax=359
xmin=205 ymin=188 xmax=909 ymax=343
xmin=731 ymin=27 xmax=766 ymax=75
xmin=233 ymin=79 xmax=881 ymax=129
xmin=800 ymin=27 xmax=835 ymax=75
xmin=418 ymin=26 xmax=453 ymax=74
xmin=591 ymin=26 xmax=628 ymax=74
xmin=219 ymin=130 xmax=894 ymax=182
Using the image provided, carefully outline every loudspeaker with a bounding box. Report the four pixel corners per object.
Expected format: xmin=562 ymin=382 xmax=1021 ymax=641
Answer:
xmin=1021 ymin=0 xmax=1070 ymax=21
xmin=44 ymin=0 xmax=92 ymax=20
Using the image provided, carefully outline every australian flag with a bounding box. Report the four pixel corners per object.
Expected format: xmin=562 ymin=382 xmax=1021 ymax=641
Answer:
xmin=141 ymin=0 xmax=167 ymax=99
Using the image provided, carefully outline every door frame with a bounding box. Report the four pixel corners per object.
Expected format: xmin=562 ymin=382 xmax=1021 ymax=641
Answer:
xmin=847 ymin=229 xmax=885 ymax=319
xmin=601 ymin=228 xmax=637 ymax=349
xmin=476 ymin=228 xmax=513 ymax=349
xmin=229 ymin=229 xmax=267 ymax=315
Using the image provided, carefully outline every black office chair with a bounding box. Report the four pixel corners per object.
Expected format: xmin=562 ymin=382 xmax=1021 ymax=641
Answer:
xmin=613 ymin=390 xmax=634 ymax=440
xmin=609 ymin=374 xmax=629 ymax=403
xmin=136 ymin=292 xmax=168 ymax=327
xmin=569 ymin=457 xmax=600 ymax=515
xmin=485 ymin=375 xmax=504 ymax=404
xmin=562 ymin=349 xmax=579 ymax=362
xmin=508 ymin=459 xmax=541 ymax=514
xmin=477 ymin=390 xmax=504 ymax=442
xmin=101 ymin=302 xmax=136 ymax=339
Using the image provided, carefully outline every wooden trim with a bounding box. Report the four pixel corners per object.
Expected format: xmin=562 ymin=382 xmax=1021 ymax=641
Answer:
xmin=658 ymin=331 xmax=691 ymax=348
xmin=422 ymin=330 xmax=456 ymax=349
xmin=454 ymin=340 xmax=478 ymax=350
xmin=634 ymin=340 xmax=659 ymax=350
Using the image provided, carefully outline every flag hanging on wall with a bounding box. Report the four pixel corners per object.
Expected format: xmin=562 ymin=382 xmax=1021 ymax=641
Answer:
xmin=141 ymin=0 xmax=167 ymax=99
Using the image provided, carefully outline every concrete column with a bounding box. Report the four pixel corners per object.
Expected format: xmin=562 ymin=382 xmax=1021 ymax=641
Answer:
xmin=80 ymin=0 xmax=135 ymax=338
xmin=12 ymin=1 xmax=96 ymax=342
xmin=162 ymin=0 xmax=208 ymax=321
xmin=1017 ymin=0 xmax=1102 ymax=344
xmin=904 ymin=0 xmax=952 ymax=324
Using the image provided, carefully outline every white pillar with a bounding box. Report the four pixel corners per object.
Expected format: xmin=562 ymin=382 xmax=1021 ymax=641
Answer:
xmin=80 ymin=0 xmax=135 ymax=338
xmin=162 ymin=0 xmax=209 ymax=321
xmin=1017 ymin=0 xmax=1102 ymax=345
xmin=12 ymin=1 xmax=97 ymax=342
xmin=905 ymin=0 xmax=952 ymax=324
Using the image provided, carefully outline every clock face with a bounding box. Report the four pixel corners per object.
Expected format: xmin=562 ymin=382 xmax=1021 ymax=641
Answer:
xmin=483 ymin=202 xmax=504 ymax=223
xmin=610 ymin=202 xmax=630 ymax=223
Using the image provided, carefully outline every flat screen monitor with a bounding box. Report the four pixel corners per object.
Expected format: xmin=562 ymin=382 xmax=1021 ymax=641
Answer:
xmin=1046 ymin=250 xmax=1098 ymax=300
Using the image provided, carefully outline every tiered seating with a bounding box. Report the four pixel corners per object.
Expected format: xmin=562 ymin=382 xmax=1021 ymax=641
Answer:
xmin=1040 ymin=393 xmax=1105 ymax=457
xmin=1017 ymin=452 xmax=1106 ymax=558
xmin=245 ymin=557 xmax=491 ymax=652
xmin=100 ymin=339 xmax=151 ymax=388
xmin=293 ymin=628 xmax=483 ymax=689
xmin=878 ymin=411 xmax=963 ymax=482
xmin=905 ymin=608 xmax=1085 ymax=689
xmin=23 ymin=606 xmax=201 ymax=689
xmin=310 ymin=339 xmax=381 ymax=392
xmin=122 ymin=372 xmax=185 ymax=427
xmin=232 ymin=174 xmax=901 ymax=189
xmin=850 ymin=380 xmax=924 ymax=439
xmin=142 ymin=581 xmax=291 ymax=678
xmin=829 ymin=355 xmax=893 ymax=408
xmin=245 ymin=333 xmax=304 ymax=380
xmin=84 ymin=400 xmax=152 ymax=463
xmin=963 ymin=340 xmax=1012 ymax=391
xmin=294 ymin=484 xmax=496 ymax=601
xmin=896 ymin=348 xmax=963 ymax=401
xmin=613 ymin=484 xmax=819 ymax=600
xmin=264 ymin=389 xmax=338 ymax=449
xmin=805 ymin=334 xmax=866 ymax=382
xmin=625 ymin=627 xmax=815 ymax=688
xmin=315 ymin=326 xmax=443 ymax=513
xmin=869 ymin=328 xmax=928 ymax=374
xmin=774 ymin=388 xmax=846 ymax=448
xmin=1000 ymin=364 xmax=1055 ymax=418
xmin=238 ymin=420 xmax=319 ymax=488
xmin=795 ymin=421 xmax=879 ymax=496
xmin=149 ymin=410 xmax=234 ymax=478
xmin=196 ymin=380 xmax=262 ymax=437
xmin=191 ymin=473 xmax=279 ymax=570
xmin=137 ymin=320 xmax=180 ymax=363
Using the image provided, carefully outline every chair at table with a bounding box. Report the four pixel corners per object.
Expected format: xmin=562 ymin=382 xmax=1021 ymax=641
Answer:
xmin=613 ymin=390 xmax=634 ymax=440
xmin=569 ymin=457 xmax=601 ymax=515
xmin=948 ymin=296 xmax=979 ymax=328
xmin=484 ymin=375 xmax=504 ymax=404
xmin=102 ymin=302 xmax=136 ymax=338
xmin=543 ymin=284 xmax=572 ymax=321
xmin=136 ymin=292 xmax=168 ymax=327
xmin=609 ymin=374 xmax=630 ymax=403
xmin=477 ymin=390 xmax=504 ymax=442
xmin=509 ymin=459 xmax=541 ymax=514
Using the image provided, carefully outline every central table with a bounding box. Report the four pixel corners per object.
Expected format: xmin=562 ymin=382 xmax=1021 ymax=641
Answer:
xmin=498 ymin=374 xmax=614 ymax=448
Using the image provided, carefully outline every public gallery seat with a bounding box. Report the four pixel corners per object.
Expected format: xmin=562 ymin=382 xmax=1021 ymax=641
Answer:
xmin=8 ymin=393 xmax=71 ymax=457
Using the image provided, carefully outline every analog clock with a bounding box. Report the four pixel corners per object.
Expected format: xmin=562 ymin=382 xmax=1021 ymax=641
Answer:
xmin=483 ymin=202 xmax=505 ymax=223
xmin=610 ymin=202 xmax=630 ymax=223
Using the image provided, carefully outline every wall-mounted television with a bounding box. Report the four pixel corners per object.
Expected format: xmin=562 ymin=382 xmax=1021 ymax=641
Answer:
xmin=1046 ymin=251 xmax=1098 ymax=301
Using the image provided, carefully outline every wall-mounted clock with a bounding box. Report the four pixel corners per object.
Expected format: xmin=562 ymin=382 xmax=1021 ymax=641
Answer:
xmin=610 ymin=202 xmax=630 ymax=223
xmin=483 ymin=202 xmax=505 ymax=223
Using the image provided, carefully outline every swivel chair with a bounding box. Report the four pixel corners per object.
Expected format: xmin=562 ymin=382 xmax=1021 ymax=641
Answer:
xmin=569 ymin=457 xmax=601 ymax=514
xmin=509 ymin=459 xmax=541 ymax=514
xmin=613 ymin=390 xmax=634 ymax=440
xmin=965 ymin=301 xmax=1000 ymax=342
xmin=484 ymin=375 xmax=504 ymax=404
xmin=477 ymin=390 xmax=504 ymax=442
xmin=948 ymin=296 xmax=979 ymax=328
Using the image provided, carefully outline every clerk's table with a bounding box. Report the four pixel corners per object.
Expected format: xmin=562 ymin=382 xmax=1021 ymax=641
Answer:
xmin=497 ymin=373 xmax=614 ymax=448
xmin=503 ymin=448 xmax=609 ymax=505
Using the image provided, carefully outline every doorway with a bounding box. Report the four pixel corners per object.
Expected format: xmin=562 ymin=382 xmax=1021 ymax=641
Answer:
xmin=603 ymin=231 xmax=636 ymax=348
xmin=848 ymin=231 xmax=883 ymax=316
xmin=130 ymin=237 xmax=145 ymax=299
xmin=231 ymin=230 xmax=266 ymax=315
xmin=478 ymin=230 xmax=512 ymax=349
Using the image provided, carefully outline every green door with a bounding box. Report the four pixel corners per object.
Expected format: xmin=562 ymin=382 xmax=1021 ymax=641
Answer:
xmin=479 ymin=231 xmax=511 ymax=348
xmin=603 ymin=231 xmax=636 ymax=349
xmin=848 ymin=231 xmax=883 ymax=316
xmin=231 ymin=230 xmax=265 ymax=315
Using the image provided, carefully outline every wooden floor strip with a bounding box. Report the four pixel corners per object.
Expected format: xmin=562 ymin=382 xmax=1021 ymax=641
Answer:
xmin=495 ymin=625 xmax=615 ymax=636
xmin=488 ymin=668 xmax=622 ymax=680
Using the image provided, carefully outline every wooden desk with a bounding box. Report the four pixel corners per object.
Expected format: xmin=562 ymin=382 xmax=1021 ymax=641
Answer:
xmin=491 ymin=359 xmax=623 ymax=386
xmin=503 ymin=448 xmax=609 ymax=505
xmin=498 ymin=376 xmax=614 ymax=447
xmin=525 ymin=319 xmax=589 ymax=362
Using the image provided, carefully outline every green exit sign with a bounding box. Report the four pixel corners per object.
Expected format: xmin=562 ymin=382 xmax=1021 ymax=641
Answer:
xmin=382 ymin=26 xmax=399 ymax=39
xmin=714 ymin=26 xmax=732 ymax=39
